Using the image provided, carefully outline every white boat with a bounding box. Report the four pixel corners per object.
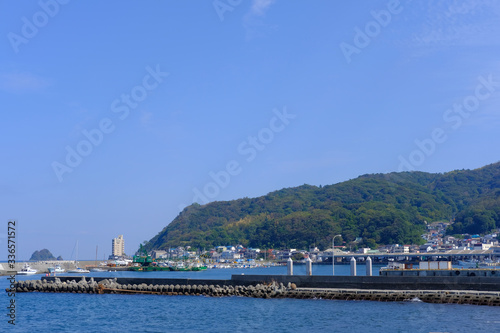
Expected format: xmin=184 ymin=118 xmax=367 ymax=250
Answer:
xmin=48 ymin=265 xmax=65 ymax=273
xmin=90 ymin=267 xmax=105 ymax=272
xmin=380 ymin=262 xmax=406 ymax=271
xmin=17 ymin=264 xmax=37 ymax=275
xmin=67 ymin=240 xmax=90 ymax=273
xmin=67 ymin=267 xmax=90 ymax=273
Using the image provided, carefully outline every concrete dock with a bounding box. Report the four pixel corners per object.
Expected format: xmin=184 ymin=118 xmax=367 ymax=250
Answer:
xmin=233 ymin=274 xmax=500 ymax=291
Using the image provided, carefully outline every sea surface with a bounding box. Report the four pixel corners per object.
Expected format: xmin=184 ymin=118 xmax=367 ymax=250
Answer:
xmin=1 ymin=264 xmax=499 ymax=332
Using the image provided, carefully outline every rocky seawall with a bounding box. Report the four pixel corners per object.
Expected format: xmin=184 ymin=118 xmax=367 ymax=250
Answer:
xmin=7 ymin=277 xmax=500 ymax=306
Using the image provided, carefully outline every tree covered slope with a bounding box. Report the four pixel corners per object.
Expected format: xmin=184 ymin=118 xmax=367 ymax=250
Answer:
xmin=143 ymin=162 xmax=500 ymax=251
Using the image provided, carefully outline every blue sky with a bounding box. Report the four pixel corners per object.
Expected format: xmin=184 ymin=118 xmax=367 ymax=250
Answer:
xmin=1 ymin=0 xmax=500 ymax=260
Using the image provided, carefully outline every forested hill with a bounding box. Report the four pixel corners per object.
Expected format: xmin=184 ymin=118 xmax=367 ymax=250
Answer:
xmin=143 ymin=162 xmax=500 ymax=251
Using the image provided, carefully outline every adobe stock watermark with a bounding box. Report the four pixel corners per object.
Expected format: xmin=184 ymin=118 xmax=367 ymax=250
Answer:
xmin=398 ymin=74 xmax=498 ymax=172
xmin=213 ymin=0 xmax=242 ymax=22
xmin=7 ymin=0 xmax=70 ymax=54
xmin=180 ymin=107 xmax=296 ymax=209
xmin=6 ymin=220 xmax=17 ymax=326
xmin=339 ymin=0 xmax=403 ymax=64
xmin=51 ymin=65 xmax=169 ymax=182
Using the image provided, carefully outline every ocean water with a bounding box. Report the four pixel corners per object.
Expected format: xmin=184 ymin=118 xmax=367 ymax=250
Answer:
xmin=2 ymin=265 xmax=500 ymax=332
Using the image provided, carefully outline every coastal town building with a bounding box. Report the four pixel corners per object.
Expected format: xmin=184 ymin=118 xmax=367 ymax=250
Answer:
xmin=152 ymin=250 xmax=167 ymax=259
xmin=112 ymin=235 xmax=125 ymax=257
xmin=393 ymin=245 xmax=410 ymax=253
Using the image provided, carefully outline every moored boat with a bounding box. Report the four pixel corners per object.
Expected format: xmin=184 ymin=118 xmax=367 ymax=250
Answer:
xmin=67 ymin=267 xmax=90 ymax=273
xmin=67 ymin=240 xmax=89 ymax=273
xmin=458 ymin=260 xmax=480 ymax=268
xmin=48 ymin=265 xmax=65 ymax=273
xmin=190 ymin=263 xmax=208 ymax=271
xmin=17 ymin=263 xmax=37 ymax=275
xmin=169 ymin=262 xmax=189 ymax=271
xmin=90 ymin=267 xmax=106 ymax=272
xmin=129 ymin=265 xmax=171 ymax=272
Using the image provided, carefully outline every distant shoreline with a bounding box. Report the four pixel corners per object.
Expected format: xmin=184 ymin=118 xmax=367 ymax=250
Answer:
xmin=0 ymin=260 xmax=104 ymax=263
xmin=0 ymin=260 xmax=107 ymax=276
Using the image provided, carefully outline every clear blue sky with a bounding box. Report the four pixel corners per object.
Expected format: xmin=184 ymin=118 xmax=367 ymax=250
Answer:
xmin=1 ymin=0 xmax=499 ymax=260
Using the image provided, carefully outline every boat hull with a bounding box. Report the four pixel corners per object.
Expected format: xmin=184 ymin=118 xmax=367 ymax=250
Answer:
xmin=90 ymin=268 xmax=106 ymax=272
xmin=48 ymin=267 xmax=65 ymax=273
xmin=17 ymin=264 xmax=37 ymax=275
xmin=67 ymin=268 xmax=90 ymax=273
xmin=129 ymin=266 xmax=171 ymax=272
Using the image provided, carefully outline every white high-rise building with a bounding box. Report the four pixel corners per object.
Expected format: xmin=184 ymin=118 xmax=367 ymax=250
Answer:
xmin=112 ymin=235 xmax=125 ymax=257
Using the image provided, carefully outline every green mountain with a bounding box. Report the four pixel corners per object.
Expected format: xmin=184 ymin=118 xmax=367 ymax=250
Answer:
xmin=143 ymin=162 xmax=500 ymax=251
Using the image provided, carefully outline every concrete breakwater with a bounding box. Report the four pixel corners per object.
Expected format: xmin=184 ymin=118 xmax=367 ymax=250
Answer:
xmin=7 ymin=277 xmax=289 ymax=299
xmin=6 ymin=275 xmax=500 ymax=306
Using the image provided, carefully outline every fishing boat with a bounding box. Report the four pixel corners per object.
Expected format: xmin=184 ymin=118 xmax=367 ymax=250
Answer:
xmin=48 ymin=265 xmax=65 ymax=273
xmin=169 ymin=262 xmax=189 ymax=271
xmin=128 ymin=244 xmax=170 ymax=271
xmin=17 ymin=263 xmax=37 ymax=275
xmin=168 ymin=262 xmax=208 ymax=271
xmin=190 ymin=262 xmax=208 ymax=271
xmin=129 ymin=265 xmax=171 ymax=272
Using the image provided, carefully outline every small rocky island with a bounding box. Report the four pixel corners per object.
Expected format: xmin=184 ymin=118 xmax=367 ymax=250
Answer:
xmin=29 ymin=249 xmax=62 ymax=261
